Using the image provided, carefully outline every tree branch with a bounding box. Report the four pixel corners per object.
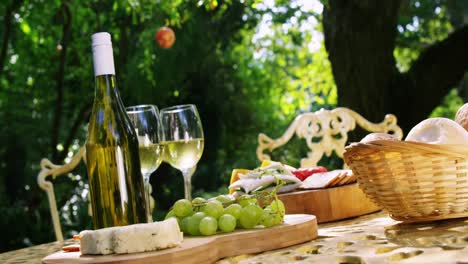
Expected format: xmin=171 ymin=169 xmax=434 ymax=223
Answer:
xmin=116 ymin=14 xmax=132 ymax=88
xmin=323 ymin=0 xmax=468 ymax=134
xmin=446 ymin=0 xmax=468 ymax=29
xmin=51 ymin=2 xmax=72 ymax=162
xmin=397 ymin=25 xmax=468 ymax=128
xmin=0 ymin=0 xmax=24 ymax=76
xmin=57 ymin=102 xmax=92 ymax=162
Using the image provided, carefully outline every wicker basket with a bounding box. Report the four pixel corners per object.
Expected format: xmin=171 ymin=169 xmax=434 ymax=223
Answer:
xmin=343 ymin=140 xmax=468 ymax=223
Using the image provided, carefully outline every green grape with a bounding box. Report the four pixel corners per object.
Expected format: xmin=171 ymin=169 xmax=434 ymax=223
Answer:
xmin=191 ymin=197 xmax=206 ymax=212
xmin=237 ymin=195 xmax=258 ymax=207
xmin=262 ymin=216 xmax=276 ymax=228
xmin=165 ymin=210 xmax=175 ymax=219
xmin=252 ymin=204 xmax=264 ymax=218
xmin=239 ymin=204 xmax=262 ymax=229
xmin=186 ymin=216 xmax=199 ymax=236
xmin=203 ymin=201 xmax=224 ymax=219
xmin=223 ymin=204 xmax=242 ymax=219
xmin=214 ymin=194 xmax=235 ymax=206
xmin=199 ymin=216 xmax=218 ymax=236
xmin=218 ymin=214 xmax=236 ymax=232
xmin=268 ymin=206 xmax=283 ymax=225
xmin=192 ymin=197 xmax=207 ymax=206
xmin=192 ymin=197 xmax=206 ymax=212
xmin=186 ymin=212 xmax=206 ymax=236
xmin=273 ymin=212 xmax=283 ymax=225
xmin=173 ymin=199 xmax=193 ymax=217
xmin=192 ymin=212 xmax=206 ymax=221
xmin=270 ymin=199 xmax=285 ymax=215
xmin=207 ymin=199 xmax=223 ymax=206
xmin=260 ymin=208 xmax=277 ymax=228
xmin=180 ymin=216 xmax=190 ymax=233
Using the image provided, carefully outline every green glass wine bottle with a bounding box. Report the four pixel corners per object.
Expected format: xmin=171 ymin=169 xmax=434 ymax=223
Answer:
xmin=85 ymin=32 xmax=147 ymax=229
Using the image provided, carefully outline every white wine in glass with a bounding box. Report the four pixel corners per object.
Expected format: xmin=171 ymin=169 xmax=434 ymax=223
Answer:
xmin=164 ymin=139 xmax=204 ymax=170
xmin=139 ymin=143 xmax=164 ymax=175
xmin=160 ymin=104 xmax=204 ymax=200
xmin=126 ymin=105 xmax=164 ymax=222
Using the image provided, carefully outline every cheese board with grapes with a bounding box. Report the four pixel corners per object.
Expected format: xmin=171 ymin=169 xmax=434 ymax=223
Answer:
xmin=43 ymin=174 xmax=318 ymax=264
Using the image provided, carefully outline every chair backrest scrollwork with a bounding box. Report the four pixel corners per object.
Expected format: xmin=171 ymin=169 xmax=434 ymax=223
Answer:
xmin=38 ymin=146 xmax=156 ymax=242
xmin=257 ymin=107 xmax=403 ymax=168
xmin=37 ymin=147 xmax=85 ymax=242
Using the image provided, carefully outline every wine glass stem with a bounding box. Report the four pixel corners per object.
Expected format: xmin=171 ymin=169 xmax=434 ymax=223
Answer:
xmin=143 ymin=174 xmax=153 ymax=223
xmin=181 ymin=166 xmax=196 ymax=201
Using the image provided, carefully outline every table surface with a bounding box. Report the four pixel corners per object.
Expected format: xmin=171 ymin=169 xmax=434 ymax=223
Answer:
xmin=2 ymin=211 xmax=468 ymax=264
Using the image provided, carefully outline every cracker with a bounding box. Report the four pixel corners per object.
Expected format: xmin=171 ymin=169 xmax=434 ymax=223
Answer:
xmin=334 ymin=172 xmax=350 ymax=186
xmin=300 ymin=170 xmax=340 ymax=189
xmin=326 ymin=170 xmax=347 ymax=187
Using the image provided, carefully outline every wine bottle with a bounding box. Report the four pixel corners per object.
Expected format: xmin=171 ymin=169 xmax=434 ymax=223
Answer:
xmin=85 ymin=32 xmax=147 ymax=229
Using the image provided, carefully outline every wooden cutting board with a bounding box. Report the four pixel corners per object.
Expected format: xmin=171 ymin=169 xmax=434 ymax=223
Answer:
xmin=279 ymin=183 xmax=380 ymax=223
xmin=42 ymin=214 xmax=317 ymax=264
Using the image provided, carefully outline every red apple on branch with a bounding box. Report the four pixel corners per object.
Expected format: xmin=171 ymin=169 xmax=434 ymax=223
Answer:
xmin=155 ymin=26 xmax=175 ymax=49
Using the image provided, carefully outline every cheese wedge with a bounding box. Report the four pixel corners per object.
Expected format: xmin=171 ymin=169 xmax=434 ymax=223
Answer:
xmin=229 ymin=169 xmax=251 ymax=194
xmin=80 ymin=218 xmax=183 ymax=255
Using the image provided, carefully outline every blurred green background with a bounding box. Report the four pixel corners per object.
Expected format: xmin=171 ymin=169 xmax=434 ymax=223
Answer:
xmin=0 ymin=0 xmax=467 ymax=252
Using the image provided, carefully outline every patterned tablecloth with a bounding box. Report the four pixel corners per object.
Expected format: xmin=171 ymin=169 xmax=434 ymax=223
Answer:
xmin=0 ymin=241 xmax=64 ymax=264
xmin=3 ymin=211 xmax=468 ymax=264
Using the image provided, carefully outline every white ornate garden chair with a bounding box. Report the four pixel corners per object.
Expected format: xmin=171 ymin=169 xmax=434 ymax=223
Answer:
xmin=37 ymin=147 xmax=86 ymax=241
xmin=256 ymin=107 xmax=403 ymax=167
xmin=37 ymin=147 xmax=155 ymax=241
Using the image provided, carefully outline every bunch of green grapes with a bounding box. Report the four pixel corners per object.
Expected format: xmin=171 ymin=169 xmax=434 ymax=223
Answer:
xmin=165 ymin=194 xmax=285 ymax=236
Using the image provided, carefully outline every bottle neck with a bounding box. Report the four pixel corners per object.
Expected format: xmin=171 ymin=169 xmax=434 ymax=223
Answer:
xmin=92 ymin=42 xmax=120 ymax=104
xmin=91 ymin=33 xmax=119 ymax=104
xmin=94 ymin=75 xmax=127 ymax=115
xmin=94 ymin=74 xmax=117 ymax=99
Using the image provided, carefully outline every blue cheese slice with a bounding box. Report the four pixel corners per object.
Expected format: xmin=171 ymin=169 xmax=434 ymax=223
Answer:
xmin=79 ymin=226 xmax=118 ymax=255
xmin=113 ymin=218 xmax=183 ymax=254
xmin=79 ymin=218 xmax=183 ymax=255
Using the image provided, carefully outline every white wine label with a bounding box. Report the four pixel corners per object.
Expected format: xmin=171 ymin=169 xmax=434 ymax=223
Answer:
xmin=92 ymin=32 xmax=116 ymax=76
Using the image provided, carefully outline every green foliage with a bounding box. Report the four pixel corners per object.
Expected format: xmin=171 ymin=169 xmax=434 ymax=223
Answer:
xmin=395 ymin=0 xmax=453 ymax=71
xmin=430 ymin=89 xmax=464 ymax=119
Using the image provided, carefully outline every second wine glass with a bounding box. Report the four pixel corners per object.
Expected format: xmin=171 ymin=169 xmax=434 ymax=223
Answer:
xmin=126 ymin=105 xmax=164 ymax=222
xmin=160 ymin=104 xmax=204 ymax=200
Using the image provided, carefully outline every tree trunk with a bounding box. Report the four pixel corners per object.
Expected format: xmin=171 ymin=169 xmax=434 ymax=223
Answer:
xmin=57 ymin=102 xmax=92 ymax=162
xmin=323 ymin=0 xmax=468 ymax=134
xmin=323 ymin=0 xmax=401 ymax=122
xmin=51 ymin=2 xmax=72 ymax=162
xmin=0 ymin=0 xmax=24 ymax=76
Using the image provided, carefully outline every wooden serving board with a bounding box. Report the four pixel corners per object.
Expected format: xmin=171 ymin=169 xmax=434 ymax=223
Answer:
xmin=279 ymin=183 xmax=380 ymax=223
xmin=43 ymin=214 xmax=317 ymax=264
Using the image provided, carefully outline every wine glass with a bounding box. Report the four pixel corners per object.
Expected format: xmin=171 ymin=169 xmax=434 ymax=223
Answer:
xmin=160 ymin=104 xmax=204 ymax=200
xmin=126 ymin=105 xmax=164 ymax=222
